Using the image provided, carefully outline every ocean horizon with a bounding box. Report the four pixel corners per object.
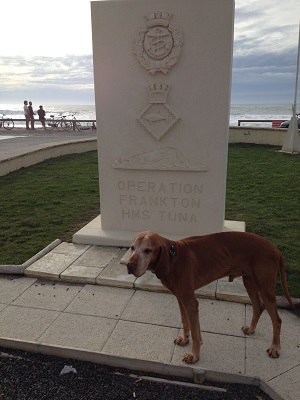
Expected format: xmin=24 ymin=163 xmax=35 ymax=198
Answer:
xmin=0 ymin=102 xmax=297 ymax=128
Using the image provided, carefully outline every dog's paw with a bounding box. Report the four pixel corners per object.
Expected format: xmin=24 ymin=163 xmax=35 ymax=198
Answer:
xmin=266 ymin=345 xmax=280 ymax=358
xmin=182 ymin=352 xmax=199 ymax=364
xmin=241 ymin=325 xmax=255 ymax=335
xmin=174 ymin=335 xmax=189 ymax=346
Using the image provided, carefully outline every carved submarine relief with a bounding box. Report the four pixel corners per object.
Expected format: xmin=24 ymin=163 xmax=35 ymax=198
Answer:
xmin=113 ymin=147 xmax=208 ymax=172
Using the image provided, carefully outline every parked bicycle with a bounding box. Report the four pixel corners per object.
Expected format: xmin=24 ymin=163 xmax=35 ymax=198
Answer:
xmin=44 ymin=114 xmax=82 ymax=131
xmin=0 ymin=114 xmax=14 ymax=130
xmin=44 ymin=115 xmax=61 ymax=130
xmin=70 ymin=115 xmax=82 ymax=131
xmin=78 ymin=121 xmax=97 ymax=131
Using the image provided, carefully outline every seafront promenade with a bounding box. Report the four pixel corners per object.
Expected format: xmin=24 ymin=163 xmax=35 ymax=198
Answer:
xmin=0 ymin=128 xmax=97 ymax=176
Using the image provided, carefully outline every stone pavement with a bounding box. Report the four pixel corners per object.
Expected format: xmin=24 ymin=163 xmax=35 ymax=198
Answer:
xmin=0 ymin=241 xmax=299 ymax=400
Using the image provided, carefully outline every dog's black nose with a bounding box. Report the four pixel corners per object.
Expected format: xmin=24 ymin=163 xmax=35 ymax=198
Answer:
xmin=127 ymin=262 xmax=134 ymax=275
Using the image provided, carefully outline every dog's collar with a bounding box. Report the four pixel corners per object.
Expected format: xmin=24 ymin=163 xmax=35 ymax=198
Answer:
xmin=150 ymin=242 xmax=176 ymax=274
xmin=169 ymin=243 xmax=176 ymax=256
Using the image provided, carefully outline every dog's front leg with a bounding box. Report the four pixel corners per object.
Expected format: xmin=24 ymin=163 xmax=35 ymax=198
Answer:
xmin=174 ymin=300 xmax=190 ymax=346
xmin=181 ymin=296 xmax=202 ymax=364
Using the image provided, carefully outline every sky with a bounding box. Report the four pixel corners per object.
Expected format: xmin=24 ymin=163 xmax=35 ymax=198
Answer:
xmin=0 ymin=0 xmax=299 ymax=105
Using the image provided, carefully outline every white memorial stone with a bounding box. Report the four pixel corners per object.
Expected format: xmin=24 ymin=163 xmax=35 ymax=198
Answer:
xmin=74 ymin=0 xmax=237 ymax=246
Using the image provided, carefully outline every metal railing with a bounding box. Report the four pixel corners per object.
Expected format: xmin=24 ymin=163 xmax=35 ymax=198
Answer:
xmin=237 ymin=119 xmax=285 ymax=127
xmin=2 ymin=119 xmax=97 ymax=131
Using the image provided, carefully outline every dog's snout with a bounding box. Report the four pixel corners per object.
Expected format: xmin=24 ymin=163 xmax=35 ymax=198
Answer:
xmin=127 ymin=261 xmax=135 ymax=275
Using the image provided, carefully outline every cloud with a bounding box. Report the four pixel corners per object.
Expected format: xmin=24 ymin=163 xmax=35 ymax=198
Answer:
xmin=0 ymin=0 xmax=299 ymax=104
xmin=0 ymin=54 xmax=95 ymax=104
xmin=231 ymin=0 xmax=300 ymax=103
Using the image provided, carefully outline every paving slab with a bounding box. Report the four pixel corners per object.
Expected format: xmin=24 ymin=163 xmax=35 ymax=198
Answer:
xmin=64 ymin=285 xmax=134 ymax=319
xmin=96 ymin=248 xmax=135 ymax=288
xmin=0 ymin=276 xmax=36 ymax=304
xmin=245 ymin=338 xmax=300 ymax=381
xmin=198 ymin=298 xmax=246 ymax=337
xmin=121 ymin=290 xmax=181 ymax=327
xmin=246 ymin=304 xmax=300 ymax=344
xmin=102 ymin=320 xmax=179 ymax=364
xmin=11 ymin=280 xmax=83 ymax=311
xmin=0 ymin=304 xmax=6 ymax=312
xmin=52 ymin=242 xmax=90 ymax=256
xmin=171 ymin=331 xmax=246 ymax=375
xmin=72 ymin=245 xmax=120 ymax=268
xmin=268 ymin=364 xmax=300 ymax=400
xmin=61 ymin=265 xmax=104 ymax=284
xmin=0 ymin=305 xmax=59 ymax=341
xmin=25 ymin=252 xmax=79 ymax=279
xmin=38 ymin=313 xmax=117 ymax=352
xmin=134 ymin=272 xmax=169 ymax=293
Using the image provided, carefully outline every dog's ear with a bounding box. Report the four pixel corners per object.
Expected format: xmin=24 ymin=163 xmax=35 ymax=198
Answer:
xmin=155 ymin=240 xmax=171 ymax=279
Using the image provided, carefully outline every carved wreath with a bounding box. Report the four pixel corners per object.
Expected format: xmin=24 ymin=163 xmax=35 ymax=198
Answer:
xmin=134 ymin=23 xmax=183 ymax=75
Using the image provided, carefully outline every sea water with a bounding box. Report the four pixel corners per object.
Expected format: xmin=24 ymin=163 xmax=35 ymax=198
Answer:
xmin=0 ymin=103 xmax=296 ymax=128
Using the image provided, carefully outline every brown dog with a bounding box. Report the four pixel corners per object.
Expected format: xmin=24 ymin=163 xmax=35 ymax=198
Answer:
xmin=127 ymin=231 xmax=294 ymax=364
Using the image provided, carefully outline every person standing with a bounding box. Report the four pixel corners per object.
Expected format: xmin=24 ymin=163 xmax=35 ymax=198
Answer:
xmin=28 ymin=101 xmax=35 ymax=129
xmin=23 ymin=100 xmax=30 ymax=130
xmin=37 ymin=105 xmax=46 ymax=127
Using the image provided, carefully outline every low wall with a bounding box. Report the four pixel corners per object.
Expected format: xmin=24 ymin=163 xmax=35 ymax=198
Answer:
xmin=0 ymin=139 xmax=97 ymax=176
xmin=229 ymin=126 xmax=286 ymax=146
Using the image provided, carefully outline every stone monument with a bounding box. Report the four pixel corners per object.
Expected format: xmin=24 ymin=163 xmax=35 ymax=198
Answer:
xmin=73 ymin=0 xmax=240 ymax=247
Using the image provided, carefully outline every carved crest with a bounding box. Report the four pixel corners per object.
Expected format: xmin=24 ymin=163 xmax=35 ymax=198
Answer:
xmin=134 ymin=11 xmax=183 ymax=75
xmin=138 ymin=83 xmax=180 ymax=140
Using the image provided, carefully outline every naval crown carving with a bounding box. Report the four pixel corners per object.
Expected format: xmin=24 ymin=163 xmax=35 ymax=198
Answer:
xmin=148 ymin=82 xmax=169 ymax=103
xmin=134 ymin=11 xmax=183 ymax=75
xmin=138 ymin=83 xmax=179 ymax=140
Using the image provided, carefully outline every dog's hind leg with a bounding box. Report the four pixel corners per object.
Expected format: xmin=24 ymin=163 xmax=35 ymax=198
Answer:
xmin=259 ymin=289 xmax=282 ymax=358
xmin=242 ymin=276 xmax=264 ymax=335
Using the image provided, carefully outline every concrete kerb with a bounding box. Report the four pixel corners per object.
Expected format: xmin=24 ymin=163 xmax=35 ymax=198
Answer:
xmin=0 ymin=337 xmax=284 ymax=400
xmin=0 ymin=139 xmax=97 ymax=177
xmin=0 ymin=239 xmax=61 ymax=275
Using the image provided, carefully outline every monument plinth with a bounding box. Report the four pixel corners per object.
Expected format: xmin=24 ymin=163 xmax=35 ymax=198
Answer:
xmin=73 ymin=0 xmax=241 ymax=247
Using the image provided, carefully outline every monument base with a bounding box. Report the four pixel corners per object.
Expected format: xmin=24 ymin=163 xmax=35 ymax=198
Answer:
xmin=72 ymin=215 xmax=245 ymax=247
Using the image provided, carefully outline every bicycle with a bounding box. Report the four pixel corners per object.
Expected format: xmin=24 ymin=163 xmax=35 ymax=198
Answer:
xmin=75 ymin=120 xmax=97 ymax=131
xmin=0 ymin=114 xmax=14 ymax=130
xmin=70 ymin=115 xmax=82 ymax=131
xmin=44 ymin=115 xmax=60 ymax=130
xmin=44 ymin=114 xmax=73 ymax=131
xmin=57 ymin=115 xmax=73 ymax=131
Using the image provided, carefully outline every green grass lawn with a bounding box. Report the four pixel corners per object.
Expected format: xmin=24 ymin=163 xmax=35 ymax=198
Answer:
xmin=0 ymin=151 xmax=100 ymax=264
xmin=226 ymin=144 xmax=300 ymax=297
xmin=0 ymin=145 xmax=299 ymax=297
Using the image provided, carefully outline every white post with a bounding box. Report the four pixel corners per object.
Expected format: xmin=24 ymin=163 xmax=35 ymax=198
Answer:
xmin=281 ymin=19 xmax=300 ymax=153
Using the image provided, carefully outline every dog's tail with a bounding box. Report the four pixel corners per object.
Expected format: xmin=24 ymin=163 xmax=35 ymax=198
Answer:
xmin=279 ymin=254 xmax=295 ymax=309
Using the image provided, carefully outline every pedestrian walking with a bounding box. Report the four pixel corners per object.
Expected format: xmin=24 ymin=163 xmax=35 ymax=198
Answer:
xmin=37 ymin=105 xmax=46 ymax=127
xmin=28 ymin=101 xmax=35 ymax=129
xmin=23 ymin=100 xmax=30 ymax=130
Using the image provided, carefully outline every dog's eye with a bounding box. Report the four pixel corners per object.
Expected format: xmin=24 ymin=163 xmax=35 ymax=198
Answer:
xmin=130 ymin=245 xmax=135 ymax=251
xmin=144 ymin=248 xmax=152 ymax=254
